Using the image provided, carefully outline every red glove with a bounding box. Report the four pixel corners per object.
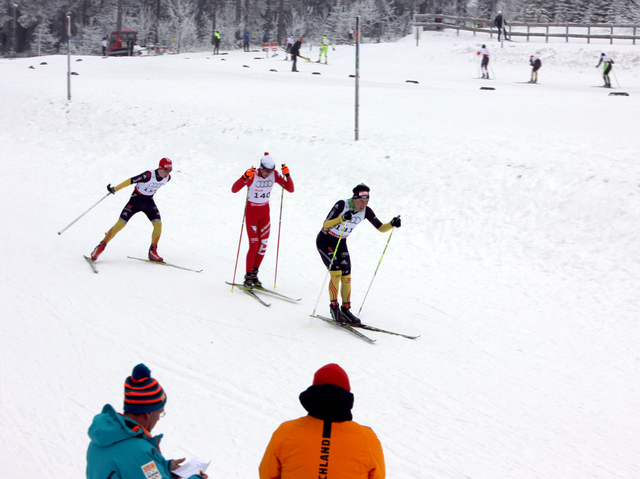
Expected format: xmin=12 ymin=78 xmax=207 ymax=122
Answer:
xmin=281 ymin=164 xmax=290 ymax=178
xmin=242 ymin=168 xmax=256 ymax=181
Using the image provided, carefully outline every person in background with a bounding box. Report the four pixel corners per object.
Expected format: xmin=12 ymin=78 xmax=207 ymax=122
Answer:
xmin=435 ymin=8 xmax=443 ymax=30
xmin=290 ymin=37 xmax=302 ymax=72
xmin=348 ymin=29 xmax=355 ymax=45
xmin=494 ymin=11 xmax=508 ymax=41
xmin=596 ymin=53 xmax=614 ymax=88
xmin=478 ymin=44 xmax=490 ymax=79
xmin=529 ymin=54 xmax=542 ymax=83
xmin=89 ymin=158 xmax=173 ymax=263
xmin=317 ymin=35 xmax=335 ymax=64
xmin=243 ymin=30 xmax=250 ymax=52
xmin=259 ymin=363 xmax=385 ymax=479
xmin=101 ymin=37 xmax=108 ymax=56
xmin=213 ymin=31 xmax=221 ymax=54
xmin=285 ymin=35 xmax=295 ymax=59
xmin=231 ymin=153 xmax=294 ymax=288
xmin=86 ymin=363 xmax=208 ymax=479
xmin=263 ymin=32 xmax=269 ymax=43
xmin=316 ymin=184 xmax=401 ymax=324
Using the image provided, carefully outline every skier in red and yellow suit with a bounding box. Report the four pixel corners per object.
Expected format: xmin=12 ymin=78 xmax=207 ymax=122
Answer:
xmin=259 ymin=363 xmax=386 ymax=479
xmin=231 ymin=153 xmax=294 ymax=287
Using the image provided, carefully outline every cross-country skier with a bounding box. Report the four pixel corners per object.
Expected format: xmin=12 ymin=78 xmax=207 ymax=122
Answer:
xmin=316 ymin=184 xmax=401 ymax=324
xmin=89 ymin=158 xmax=173 ymax=263
xmin=596 ymin=53 xmax=614 ymax=88
xmin=290 ymin=37 xmax=302 ymax=72
xmin=318 ymin=35 xmax=335 ymax=64
xmin=529 ymin=55 xmax=541 ymax=83
xmin=478 ymin=44 xmax=490 ymax=79
xmin=231 ymin=153 xmax=294 ymax=288
xmin=285 ymin=35 xmax=294 ymax=60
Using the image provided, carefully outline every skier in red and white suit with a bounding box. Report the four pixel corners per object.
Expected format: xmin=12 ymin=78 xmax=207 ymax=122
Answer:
xmin=231 ymin=153 xmax=294 ymax=288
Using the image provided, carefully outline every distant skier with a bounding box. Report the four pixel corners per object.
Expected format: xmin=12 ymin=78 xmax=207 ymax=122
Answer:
xmin=316 ymin=184 xmax=401 ymax=324
xmin=213 ymin=31 xmax=221 ymax=54
xmin=477 ymin=44 xmax=490 ymax=79
xmin=101 ymin=37 xmax=108 ymax=56
xmin=494 ymin=11 xmax=508 ymax=41
xmin=290 ymin=37 xmax=302 ymax=72
xmin=231 ymin=153 xmax=294 ymax=288
xmin=285 ymin=35 xmax=294 ymax=60
xmin=348 ymin=29 xmax=355 ymax=46
xmin=529 ymin=55 xmax=541 ymax=83
xmin=243 ymin=30 xmax=250 ymax=52
xmin=596 ymin=53 xmax=614 ymax=88
xmin=89 ymin=158 xmax=173 ymax=263
xmin=318 ymin=35 xmax=334 ymax=64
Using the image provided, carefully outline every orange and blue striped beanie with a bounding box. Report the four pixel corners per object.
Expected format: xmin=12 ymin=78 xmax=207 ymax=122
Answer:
xmin=124 ymin=363 xmax=167 ymax=413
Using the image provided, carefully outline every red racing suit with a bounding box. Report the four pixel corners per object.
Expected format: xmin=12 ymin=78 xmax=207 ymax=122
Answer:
xmin=232 ymin=170 xmax=294 ymax=273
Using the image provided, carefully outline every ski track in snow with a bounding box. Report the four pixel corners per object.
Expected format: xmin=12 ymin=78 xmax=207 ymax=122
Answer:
xmin=1 ymin=31 xmax=639 ymax=478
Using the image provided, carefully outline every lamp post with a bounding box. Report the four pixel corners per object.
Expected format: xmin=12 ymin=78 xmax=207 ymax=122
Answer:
xmin=12 ymin=3 xmax=18 ymax=55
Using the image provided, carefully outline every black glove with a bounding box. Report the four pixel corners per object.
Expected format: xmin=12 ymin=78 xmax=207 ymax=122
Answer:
xmin=107 ymin=183 xmax=116 ymax=194
xmin=342 ymin=210 xmax=353 ymax=222
xmin=390 ymin=216 xmax=401 ymax=228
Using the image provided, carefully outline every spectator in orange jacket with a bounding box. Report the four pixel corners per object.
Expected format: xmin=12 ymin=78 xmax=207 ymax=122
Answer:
xmin=259 ymin=363 xmax=385 ymax=479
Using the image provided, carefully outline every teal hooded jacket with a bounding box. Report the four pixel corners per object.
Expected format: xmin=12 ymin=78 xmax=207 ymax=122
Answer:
xmin=86 ymin=404 xmax=199 ymax=479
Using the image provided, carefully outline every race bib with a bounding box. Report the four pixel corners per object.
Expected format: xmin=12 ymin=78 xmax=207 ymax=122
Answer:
xmin=141 ymin=461 xmax=162 ymax=479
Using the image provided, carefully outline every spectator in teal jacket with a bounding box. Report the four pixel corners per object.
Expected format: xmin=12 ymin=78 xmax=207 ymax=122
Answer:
xmin=86 ymin=363 xmax=207 ymax=479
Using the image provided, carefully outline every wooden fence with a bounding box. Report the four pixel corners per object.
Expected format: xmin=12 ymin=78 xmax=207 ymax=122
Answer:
xmin=414 ymin=14 xmax=640 ymax=45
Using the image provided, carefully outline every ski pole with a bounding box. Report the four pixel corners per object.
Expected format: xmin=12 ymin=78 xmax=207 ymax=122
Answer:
xmin=273 ymin=173 xmax=285 ymax=289
xmin=312 ymin=222 xmax=347 ymax=317
xmin=357 ymin=222 xmax=397 ymax=317
xmin=57 ymin=192 xmax=111 ymax=236
xmin=490 ymin=64 xmax=496 ymax=79
xmin=612 ymin=70 xmax=620 ymax=88
xmin=231 ymin=188 xmax=250 ymax=292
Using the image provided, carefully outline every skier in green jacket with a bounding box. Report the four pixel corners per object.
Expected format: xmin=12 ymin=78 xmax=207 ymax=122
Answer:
xmin=318 ymin=35 xmax=335 ymax=64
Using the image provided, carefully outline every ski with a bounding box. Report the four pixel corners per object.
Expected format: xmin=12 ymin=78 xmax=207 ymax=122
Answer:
xmin=226 ymin=282 xmax=300 ymax=302
xmin=127 ymin=256 xmax=203 ymax=273
xmin=516 ymin=81 xmax=540 ymax=84
xmin=352 ymin=323 xmax=420 ymax=340
xmin=226 ymin=282 xmax=271 ymax=307
xmin=311 ymin=315 xmax=376 ymax=343
xmin=84 ymin=255 xmax=99 ymax=274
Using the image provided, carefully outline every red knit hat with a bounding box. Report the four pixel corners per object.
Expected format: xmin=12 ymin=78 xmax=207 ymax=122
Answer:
xmin=313 ymin=363 xmax=351 ymax=391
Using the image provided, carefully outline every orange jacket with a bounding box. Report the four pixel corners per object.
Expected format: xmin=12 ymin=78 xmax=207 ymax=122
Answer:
xmin=259 ymin=414 xmax=385 ymax=479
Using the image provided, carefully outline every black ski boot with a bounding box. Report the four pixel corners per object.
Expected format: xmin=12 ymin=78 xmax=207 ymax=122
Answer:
xmin=251 ymin=267 xmax=263 ymax=288
xmin=329 ymin=301 xmax=344 ymax=323
xmin=340 ymin=303 xmax=361 ymax=325
xmin=243 ymin=272 xmax=254 ymax=288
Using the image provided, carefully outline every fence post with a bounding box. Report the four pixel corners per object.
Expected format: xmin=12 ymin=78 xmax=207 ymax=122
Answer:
xmin=634 ymin=26 xmax=636 ymax=45
xmin=566 ymin=23 xmax=569 ymax=42
xmin=546 ymin=25 xmax=549 ymax=43
xmin=610 ymin=25 xmax=614 ymax=44
xmin=527 ymin=25 xmax=530 ymax=42
xmin=588 ymin=26 xmax=591 ymax=44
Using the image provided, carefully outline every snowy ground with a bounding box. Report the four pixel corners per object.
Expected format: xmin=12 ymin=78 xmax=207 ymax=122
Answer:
xmin=1 ymin=30 xmax=639 ymax=479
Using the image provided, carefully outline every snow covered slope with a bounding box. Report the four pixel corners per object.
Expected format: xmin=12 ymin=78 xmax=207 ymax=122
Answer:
xmin=1 ymin=30 xmax=639 ymax=478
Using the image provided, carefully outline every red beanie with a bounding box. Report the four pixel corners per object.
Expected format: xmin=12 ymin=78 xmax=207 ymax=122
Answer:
xmin=313 ymin=363 xmax=351 ymax=392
